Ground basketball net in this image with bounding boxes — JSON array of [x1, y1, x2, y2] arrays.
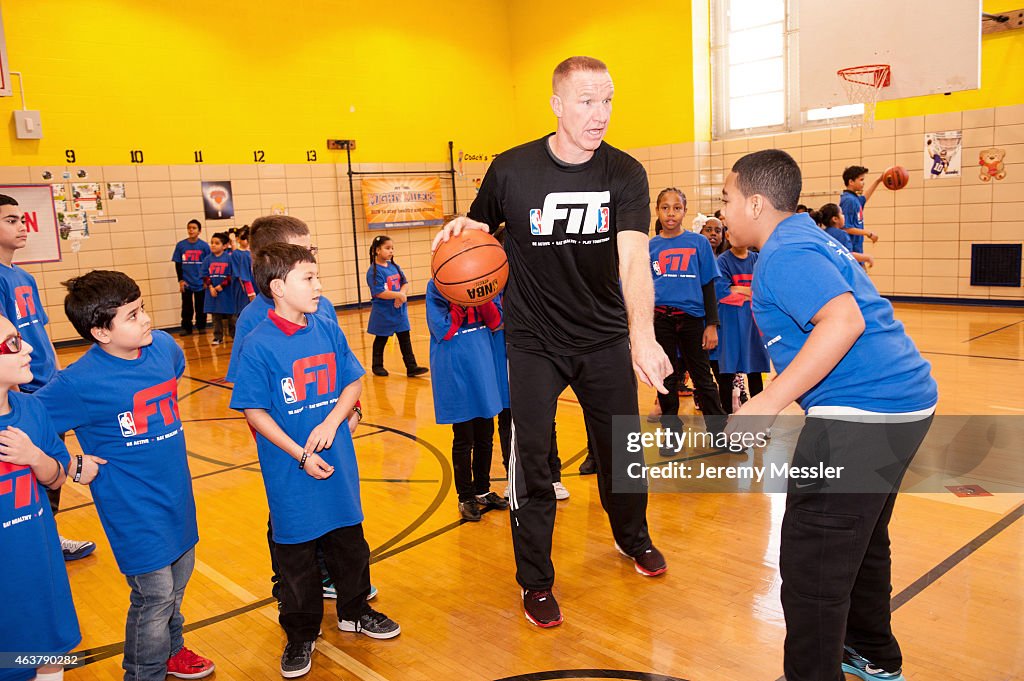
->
[[837, 64, 891, 129]]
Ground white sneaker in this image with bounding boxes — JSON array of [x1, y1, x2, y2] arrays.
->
[[552, 482, 570, 500], [60, 536, 96, 561]]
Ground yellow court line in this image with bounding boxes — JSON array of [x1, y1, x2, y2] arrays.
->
[[193, 559, 393, 681]]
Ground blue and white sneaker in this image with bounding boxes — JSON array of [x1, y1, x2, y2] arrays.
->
[[322, 579, 378, 601], [842, 646, 905, 681]]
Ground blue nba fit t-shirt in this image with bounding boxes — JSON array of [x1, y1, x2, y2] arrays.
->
[[425, 280, 503, 424], [839, 190, 867, 253], [226, 293, 336, 383], [202, 252, 234, 314], [824, 226, 853, 251], [752, 213, 937, 412], [649, 231, 721, 317], [231, 249, 254, 313], [230, 315, 366, 544], [366, 262, 411, 336], [36, 331, 199, 575], [0, 393, 81, 681], [0, 263, 56, 392], [716, 250, 771, 375], [172, 238, 211, 291]]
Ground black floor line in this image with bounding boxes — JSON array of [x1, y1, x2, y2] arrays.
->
[[770, 501, 1024, 681], [922, 349, 1024, 363], [963, 319, 1024, 343]]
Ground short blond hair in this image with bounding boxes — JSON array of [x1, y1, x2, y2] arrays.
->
[[552, 56, 608, 93]]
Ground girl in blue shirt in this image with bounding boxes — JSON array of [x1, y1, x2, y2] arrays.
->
[[365, 235, 427, 378], [425, 280, 508, 521], [814, 203, 875, 269], [648, 188, 727, 434]]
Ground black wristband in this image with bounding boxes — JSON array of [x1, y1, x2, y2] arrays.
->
[[40, 457, 62, 487], [73, 454, 83, 483], [352, 405, 363, 422], [299, 451, 309, 469]]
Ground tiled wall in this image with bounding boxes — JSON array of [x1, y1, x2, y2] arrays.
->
[[2, 104, 1021, 342], [0, 162, 484, 343], [633, 103, 1024, 302]]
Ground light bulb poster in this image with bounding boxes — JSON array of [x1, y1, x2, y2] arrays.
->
[[202, 181, 234, 220]]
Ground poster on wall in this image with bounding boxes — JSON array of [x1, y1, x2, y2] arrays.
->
[[362, 176, 444, 230], [924, 130, 962, 180], [978, 148, 1007, 181], [0, 9, 11, 97], [0, 185, 62, 264], [72, 182, 104, 212], [107, 182, 127, 200], [202, 181, 234, 220], [57, 211, 89, 241], [52, 183, 67, 212]]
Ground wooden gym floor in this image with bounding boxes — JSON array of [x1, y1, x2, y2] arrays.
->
[[52, 301, 1023, 681]]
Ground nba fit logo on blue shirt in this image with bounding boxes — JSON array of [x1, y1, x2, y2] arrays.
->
[[0, 462, 41, 515], [117, 378, 180, 439], [529, 191, 610, 238], [280, 353, 337, 409], [651, 248, 697, 278]]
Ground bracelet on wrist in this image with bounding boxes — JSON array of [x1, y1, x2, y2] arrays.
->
[[299, 451, 309, 469], [39, 457, 62, 487], [352, 405, 363, 422], [73, 454, 83, 483]]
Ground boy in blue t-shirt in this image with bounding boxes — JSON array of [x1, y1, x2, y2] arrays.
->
[[0, 194, 95, 562], [722, 150, 937, 681], [201, 231, 235, 345], [171, 219, 211, 336], [838, 165, 883, 255], [230, 244, 399, 678], [35, 271, 215, 681], [0, 313, 81, 681]]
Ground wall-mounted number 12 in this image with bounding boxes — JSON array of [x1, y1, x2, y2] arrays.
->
[[253, 150, 265, 163]]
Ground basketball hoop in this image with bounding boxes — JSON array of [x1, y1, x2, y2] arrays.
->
[[837, 64, 891, 129]]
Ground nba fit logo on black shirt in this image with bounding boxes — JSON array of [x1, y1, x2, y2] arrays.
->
[[529, 191, 611, 241]]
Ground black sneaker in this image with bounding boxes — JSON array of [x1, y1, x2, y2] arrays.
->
[[578, 457, 597, 475], [615, 542, 667, 576], [280, 640, 314, 678], [406, 366, 429, 377], [475, 491, 508, 510], [458, 500, 481, 522], [372, 367, 389, 377], [180, 329, 193, 337], [338, 608, 401, 639], [522, 589, 562, 628]]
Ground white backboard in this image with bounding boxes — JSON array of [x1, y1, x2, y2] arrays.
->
[[797, 0, 982, 110]]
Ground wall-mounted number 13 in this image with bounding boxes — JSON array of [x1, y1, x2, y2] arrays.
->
[[306, 150, 317, 162]]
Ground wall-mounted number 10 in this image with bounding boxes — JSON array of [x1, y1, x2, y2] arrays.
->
[[130, 150, 144, 164]]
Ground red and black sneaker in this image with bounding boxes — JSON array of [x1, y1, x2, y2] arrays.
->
[[522, 588, 563, 628], [616, 543, 668, 577], [167, 646, 215, 679]]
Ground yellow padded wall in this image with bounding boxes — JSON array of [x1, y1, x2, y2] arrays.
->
[[0, 0, 517, 165], [506, 0, 698, 148]]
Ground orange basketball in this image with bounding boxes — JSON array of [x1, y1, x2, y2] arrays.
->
[[431, 230, 508, 306], [882, 165, 910, 190]]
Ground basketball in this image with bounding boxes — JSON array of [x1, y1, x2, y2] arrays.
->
[[431, 230, 508, 306], [882, 165, 910, 190]]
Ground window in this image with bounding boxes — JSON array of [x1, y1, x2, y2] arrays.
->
[[712, 0, 863, 137]]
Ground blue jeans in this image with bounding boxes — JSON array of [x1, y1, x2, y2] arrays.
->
[[123, 546, 195, 681]]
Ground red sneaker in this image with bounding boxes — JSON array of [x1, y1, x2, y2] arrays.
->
[[167, 647, 215, 679]]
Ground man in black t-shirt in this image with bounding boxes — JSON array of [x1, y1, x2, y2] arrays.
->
[[432, 56, 672, 628]]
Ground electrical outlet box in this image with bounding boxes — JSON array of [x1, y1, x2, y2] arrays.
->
[[13, 110, 43, 139], [327, 139, 356, 150]]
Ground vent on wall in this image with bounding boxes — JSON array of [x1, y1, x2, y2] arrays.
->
[[971, 244, 1022, 287]]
